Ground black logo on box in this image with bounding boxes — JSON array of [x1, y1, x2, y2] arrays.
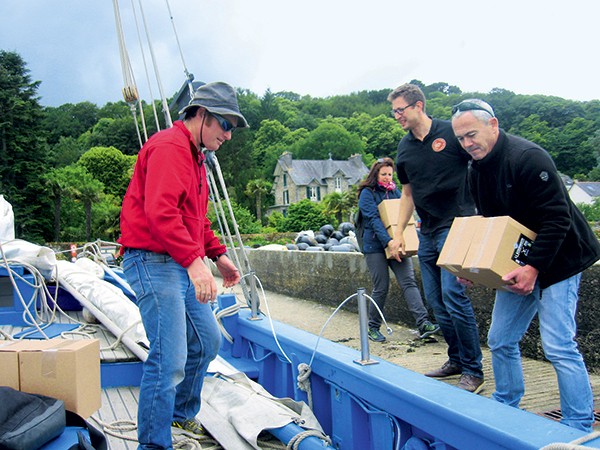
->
[[512, 234, 534, 266]]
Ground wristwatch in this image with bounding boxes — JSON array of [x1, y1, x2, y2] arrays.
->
[[213, 252, 228, 262]]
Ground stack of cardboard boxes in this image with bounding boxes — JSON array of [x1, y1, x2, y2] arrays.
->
[[0, 338, 101, 418], [377, 199, 419, 258], [437, 216, 537, 290]]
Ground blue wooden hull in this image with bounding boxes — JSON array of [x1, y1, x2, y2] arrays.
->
[[217, 295, 600, 450]]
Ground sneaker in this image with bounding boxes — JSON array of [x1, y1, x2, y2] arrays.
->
[[368, 328, 386, 342], [457, 374, 485, 394], [424, 360, 462, 378], [418, 321, 440, 339], [171, 419, 205, 436]]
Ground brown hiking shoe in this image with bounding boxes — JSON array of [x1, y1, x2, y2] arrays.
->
[[424, 360, 462, 378], [457, 374, 485, 394]]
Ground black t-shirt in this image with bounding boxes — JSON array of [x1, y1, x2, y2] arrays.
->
[[395, 118, 475, 234]]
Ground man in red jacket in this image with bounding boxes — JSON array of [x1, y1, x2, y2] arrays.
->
[[119, 82, 246, 449]]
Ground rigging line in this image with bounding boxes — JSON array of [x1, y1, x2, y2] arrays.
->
[[113, 0, 147, 146], [129, 0, 159, 133], [136, 0, 173, 128], [163, 0, 195, 98]]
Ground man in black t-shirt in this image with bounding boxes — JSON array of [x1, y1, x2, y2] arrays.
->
[[387, 84, 484, 393]]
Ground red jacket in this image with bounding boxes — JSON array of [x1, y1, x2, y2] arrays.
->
[[119, 121, 225, 268]]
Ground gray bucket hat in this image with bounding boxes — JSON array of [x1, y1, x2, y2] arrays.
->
[[178, 81, 248, 128]]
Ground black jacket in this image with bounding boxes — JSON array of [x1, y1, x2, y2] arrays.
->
[[469, 130, 600, 288]]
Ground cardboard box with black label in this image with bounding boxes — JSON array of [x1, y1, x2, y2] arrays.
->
[[437, 216, 537, 290]]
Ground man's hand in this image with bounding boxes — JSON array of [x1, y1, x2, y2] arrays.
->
[[457, 277, 474, 288], [215, 255, 240, 288], [187, 257, 217, 303], [387, 237, 406, 262], [502, 264, 538, 296]]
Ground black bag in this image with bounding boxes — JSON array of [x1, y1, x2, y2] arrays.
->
[[354, 209, 365, 252], [65, 411, 107, 450], [0, 386, 66, 450]]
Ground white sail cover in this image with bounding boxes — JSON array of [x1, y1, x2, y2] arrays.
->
[[55, 259, 149, 347]]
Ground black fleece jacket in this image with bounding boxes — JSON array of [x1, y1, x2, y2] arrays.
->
[[468, 130, 600, 289]]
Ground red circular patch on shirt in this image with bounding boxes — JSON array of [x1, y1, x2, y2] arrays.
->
[[432, 138, 446, 152]]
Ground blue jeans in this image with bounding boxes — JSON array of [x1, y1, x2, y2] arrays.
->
[[488, 273, 594, 432], [418, 227, 483, 378], [123, 249, 221, 450]]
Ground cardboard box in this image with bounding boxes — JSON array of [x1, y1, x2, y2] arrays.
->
[[11, 338, 101, 418], [462, 216, 536, 289], [436, 216, 486, 279], [0, 340, 56, 390], [385, 223, 419, 258], [378, 199, 416, 228], [437, 216, 536, 290]]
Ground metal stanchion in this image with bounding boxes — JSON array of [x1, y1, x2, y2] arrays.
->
[[354, 288, 378, 366]]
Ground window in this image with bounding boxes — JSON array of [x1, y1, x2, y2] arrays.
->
[[307, 186, 320, 201], [283, 173, 287, 188], [283, 190, 289, 205], [335, 177, 342, 192]]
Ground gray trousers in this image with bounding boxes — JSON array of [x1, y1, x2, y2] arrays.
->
[[364, 252, 429, 330]]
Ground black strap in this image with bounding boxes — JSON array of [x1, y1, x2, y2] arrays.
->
[[65, 411, 108, 450]]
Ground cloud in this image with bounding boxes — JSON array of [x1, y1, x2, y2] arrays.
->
[[1, 0, 599, 107]]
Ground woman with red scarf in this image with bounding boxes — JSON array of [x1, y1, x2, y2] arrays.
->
[[357, 158, 439, 342]]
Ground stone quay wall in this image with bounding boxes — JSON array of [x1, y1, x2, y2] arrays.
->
[[233, 248, 600, 372]]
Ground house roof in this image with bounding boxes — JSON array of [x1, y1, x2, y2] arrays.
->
[[279, 154, 368, 186], [575, 182, 600, 198]]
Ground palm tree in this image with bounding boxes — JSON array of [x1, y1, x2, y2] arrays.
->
[[245, 179, 272, 225]]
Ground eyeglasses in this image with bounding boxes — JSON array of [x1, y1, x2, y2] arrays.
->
[[451, 101, 495, 117], [211, 113, 236, 132], [391, 101, 417, 116]]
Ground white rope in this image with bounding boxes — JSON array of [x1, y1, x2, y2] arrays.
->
[[540, 431, 600, 449], [296, 363, 313, 409], [163, 0, 194, 98], [213, 300, 241, 344], [128, 0, 159, 134], [135, 0, 172, 127], [287, 429, 332, 450]]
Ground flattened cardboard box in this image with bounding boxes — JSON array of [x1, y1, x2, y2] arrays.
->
[[462, 216, 536, 290], [19, 338, 101, 418], [385, 224, 419, 258], [0, 340, 57, 390]]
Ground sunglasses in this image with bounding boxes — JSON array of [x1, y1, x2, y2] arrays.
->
[[391, 101, 417, 116], [211, 113, 236, 132], [451, 101, 495, 117]]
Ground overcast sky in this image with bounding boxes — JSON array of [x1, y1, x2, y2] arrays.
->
[[1, 0, 599, 108]]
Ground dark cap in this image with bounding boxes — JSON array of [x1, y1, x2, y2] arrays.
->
[[179, 81, 248, 128]]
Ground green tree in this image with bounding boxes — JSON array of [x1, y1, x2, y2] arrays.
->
[[50, 136, 85, 167], [0, 50, 52, 242], [283, 199, 329, 232], [83, 117, 140, 155], [321, 191, 355, 225], [208, 199, 261, 235], [289, 121, 365, 160], [245, 179, 272, 225], [42, 102, 99, 145], [70, 168, 105, 241], [43, 166, 73, 241], [77, 146, 135, 197]]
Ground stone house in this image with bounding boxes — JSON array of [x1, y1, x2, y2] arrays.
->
[[269, 152, 369, 216], [568, 181, 600, 205]]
